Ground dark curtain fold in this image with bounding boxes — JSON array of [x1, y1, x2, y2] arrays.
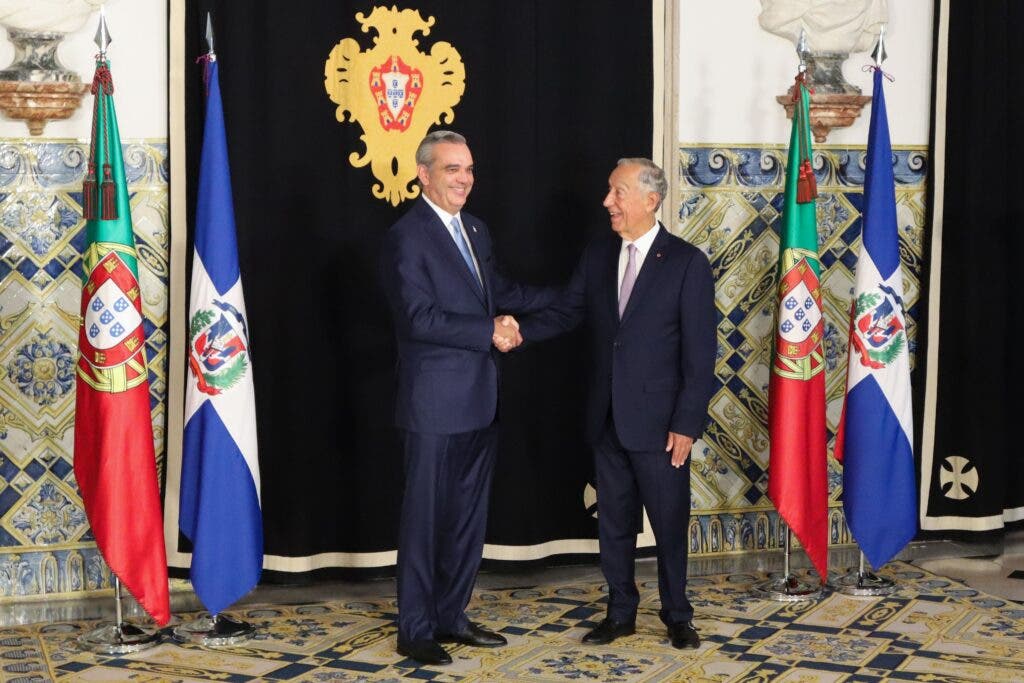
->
[[924, 0, 1024, 528], [181, 1, 653, 563]]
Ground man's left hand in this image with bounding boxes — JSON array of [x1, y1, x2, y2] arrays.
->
[[665, 432, 694, 468]]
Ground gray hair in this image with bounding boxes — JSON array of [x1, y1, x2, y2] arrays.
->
[[416, 130, 468, 167], [618, 157, 667, 210]]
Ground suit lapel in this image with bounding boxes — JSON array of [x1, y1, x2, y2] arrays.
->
[[607, 235, 622, 326], [619, 225, 671, 325], [462, 215, 492, 310], [418, 201, 487, 306]]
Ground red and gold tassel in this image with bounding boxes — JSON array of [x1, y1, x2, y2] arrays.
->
[[792, 72, 818, 205], [796, 159, 817, 204], [100, 163, 117, 220], [82, 162, 97, 220], [803, 159, 817, 199]]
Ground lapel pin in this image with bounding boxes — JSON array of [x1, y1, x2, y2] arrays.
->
[[472, 225, 478, 233], [656, 252, 662, 259]]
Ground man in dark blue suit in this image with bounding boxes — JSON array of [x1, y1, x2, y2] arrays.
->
[[379, 130, 555, 665], [520, 158, 716, 650]]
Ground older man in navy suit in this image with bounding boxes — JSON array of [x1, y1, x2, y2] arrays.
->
[[379, 130, 555, 665], [520, 158, 716, 650]]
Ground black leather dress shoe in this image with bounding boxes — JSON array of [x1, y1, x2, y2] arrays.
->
[[581, 618, 636, 645], [397, 639, 452, 665], [437, 623, 507, 647], [667, 621, 700, 649]]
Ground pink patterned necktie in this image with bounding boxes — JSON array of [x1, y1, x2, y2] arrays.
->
[[618, 243, 637, 318]]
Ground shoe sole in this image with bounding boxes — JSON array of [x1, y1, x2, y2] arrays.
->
[[398, 655, 452, 664], [437, 639, 506, 648], [396, 648, 452, 665]]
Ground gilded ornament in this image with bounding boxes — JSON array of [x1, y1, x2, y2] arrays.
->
[[324, 7, 466, 206]]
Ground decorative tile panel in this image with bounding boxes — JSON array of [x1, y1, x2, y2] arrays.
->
[[674, 145, 927, 557], [0, 139, 168, 600]]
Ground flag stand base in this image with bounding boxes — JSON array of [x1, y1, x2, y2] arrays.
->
[[78, 622, 160, 654], [173, 613, 255, 646], [78, 578, 161, 654], [750, 528, 823, 601], [750, 572, 823, 601], [829, 552, 897, 596], [829, 569, 897, 596]]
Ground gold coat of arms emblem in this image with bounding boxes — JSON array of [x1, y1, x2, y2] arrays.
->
[[324, 7, 466, 206]]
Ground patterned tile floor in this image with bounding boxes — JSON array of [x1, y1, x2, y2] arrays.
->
[[2, 552, 1023, 682]]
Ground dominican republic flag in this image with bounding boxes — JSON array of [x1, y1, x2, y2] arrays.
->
[[768, 74, 829, 580], [834, 68, 916, 569], [180, 56, 263, 615]]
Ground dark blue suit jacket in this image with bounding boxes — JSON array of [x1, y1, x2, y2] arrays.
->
[[380, 198, 555, 435], [521, 225, 717, 451]]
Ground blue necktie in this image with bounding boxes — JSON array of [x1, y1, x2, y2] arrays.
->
[[450, 216, 482, 289]]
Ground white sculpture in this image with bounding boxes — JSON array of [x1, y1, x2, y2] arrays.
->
[[0, 0, 110, 135], [759, 0, 887, 54], [0, 0, 109, 33]]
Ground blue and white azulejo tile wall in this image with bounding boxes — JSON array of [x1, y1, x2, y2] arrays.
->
[[0, 139, 169, 601], [673, 144, 928, 557]]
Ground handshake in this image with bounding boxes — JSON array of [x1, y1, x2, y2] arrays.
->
[[492, 315, 522, 352]]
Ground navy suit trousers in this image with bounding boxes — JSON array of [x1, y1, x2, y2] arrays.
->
[[595, 419, 693, 626], [396, 424, 498, 643]]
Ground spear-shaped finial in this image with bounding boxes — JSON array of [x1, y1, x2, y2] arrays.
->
[[94, 4, 112, 56], [797, 27, 809, 73], [205, 12, 216, 58], [871, 24, 888, 67]]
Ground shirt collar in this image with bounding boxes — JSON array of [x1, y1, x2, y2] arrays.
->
[[422, 193, 461, 232], [622, 221, 660, 254]]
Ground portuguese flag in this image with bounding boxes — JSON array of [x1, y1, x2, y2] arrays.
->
[[767, 74, 829, 580], [73, 57, 170, 626]]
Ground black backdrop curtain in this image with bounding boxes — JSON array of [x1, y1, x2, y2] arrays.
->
[[923, 0, 1024, 530], [180, 1, 653, 568]]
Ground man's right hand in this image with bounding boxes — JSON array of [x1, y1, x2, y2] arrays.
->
[[493, 315, 522, 352]]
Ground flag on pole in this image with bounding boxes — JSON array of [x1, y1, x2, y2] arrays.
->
[[180, 54, 263, 616], [74, 56, 170, 626], [768, 73, 829, 580], [834, 68, 916, 569]]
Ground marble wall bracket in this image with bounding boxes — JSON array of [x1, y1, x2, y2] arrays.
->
[[0, 28, 89, 136], [777, 90, 872, 143], [0, 81, 89, 135]]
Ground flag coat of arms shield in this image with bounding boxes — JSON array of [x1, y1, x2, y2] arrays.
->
[[773, 251, 825, 380], [849, 284, 906, 369], [78, 251, 146, 373], [189, 299, 250, 397]]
